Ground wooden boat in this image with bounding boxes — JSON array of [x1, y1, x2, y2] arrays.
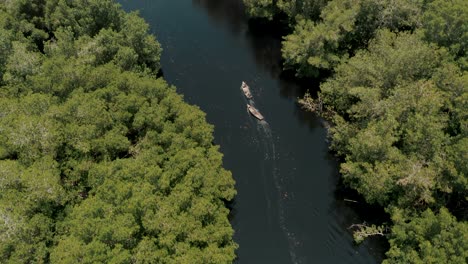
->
[[247, 104, 264, 120], [241, 81, 253, 99]]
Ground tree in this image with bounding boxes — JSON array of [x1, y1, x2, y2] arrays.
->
[[0, 0, 237, 262], [282, 0, 360, 76], [422, 0, 468, 69], [3, 41, 42, 85], [243, 0, 277, 20], [319, 30, 465, 208], [281, 0, 424, 76], [244, 0, 468, 261], [385, 208, 468, 264], [276, 0, 329, 22]]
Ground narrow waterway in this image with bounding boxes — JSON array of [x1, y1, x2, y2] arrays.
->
[[118, 0, 386, 263]]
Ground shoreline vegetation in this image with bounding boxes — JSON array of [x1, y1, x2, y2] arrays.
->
[[0, 1, 237, 263], [243, 0, 467, 263]]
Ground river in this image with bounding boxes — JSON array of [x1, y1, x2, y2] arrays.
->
[[118, 0, 385, 263]]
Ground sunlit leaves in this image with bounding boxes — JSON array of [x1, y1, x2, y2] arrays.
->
[[422, 0, 468, 68], [43, 1, 162, 74], [0, 0, 236, 262], [246, 0, 467, 261], [282, 0, 360, 76], [280, 0, 426, 76], [243, 0, 277, 20], [319, 29, 465, 212], [277, 0, 329, 21], [3, 41, 42, 85], [385, 208, 468, 264]]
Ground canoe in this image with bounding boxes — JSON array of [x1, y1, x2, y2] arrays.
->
[[247, 104, 264, 120], [241, 81, 253, 99]]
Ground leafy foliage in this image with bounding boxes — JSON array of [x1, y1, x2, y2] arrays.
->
[[243, 0, 329, 21], [245, 0, 467, 262], [320, 29, 467, 261], [243, 0, 277, 20], [281, 0, 423, 76], [385, 208, 468, 264], [319, 29, 466, 207], [0, 0, 236, 263], [422, 0, 468, 69], [349, 223, 386, 244]]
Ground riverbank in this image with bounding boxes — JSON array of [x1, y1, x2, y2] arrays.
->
[[119, 0, 390, 262], [242, 0, 468, 263]]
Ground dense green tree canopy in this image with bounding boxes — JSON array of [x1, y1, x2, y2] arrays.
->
[[243, 0, 328, 21], [0, 0, 237, 263], [245, 0, 467, 262], [422, 0, 468, 69], [281, 0, 423, 76], [384, 208, 468, 264], [321, 30, 466, 208]]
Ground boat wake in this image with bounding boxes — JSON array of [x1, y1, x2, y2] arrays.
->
[[257, 120, 304, 264], [242, 85, 304, 263]]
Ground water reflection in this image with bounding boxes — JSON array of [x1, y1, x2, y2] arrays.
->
[[192, 0, 387, 262], [192, 0, 320, 101], [192, 0, 247, 34], [119, 0, 386, 262]]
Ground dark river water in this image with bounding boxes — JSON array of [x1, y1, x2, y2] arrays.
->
[[118, 0, 385, 263]]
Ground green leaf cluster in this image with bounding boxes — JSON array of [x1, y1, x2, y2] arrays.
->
[[321, 28, 467, 263], [323, 30, 466, 207], [243, 0, 329, 21], [385, 208, 468, 264], [422, 0, 468, 69], [281, 0, 423, 76], [245, 0, 467, 262], [0, 0, 237, 263]]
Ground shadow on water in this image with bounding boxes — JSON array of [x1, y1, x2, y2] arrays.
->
[[192, 0, 247, 35], [192, 0, 319, 100], [119, 0, 389, 262], [244, 89, 304, 263], [193, 0, 389, 262]]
